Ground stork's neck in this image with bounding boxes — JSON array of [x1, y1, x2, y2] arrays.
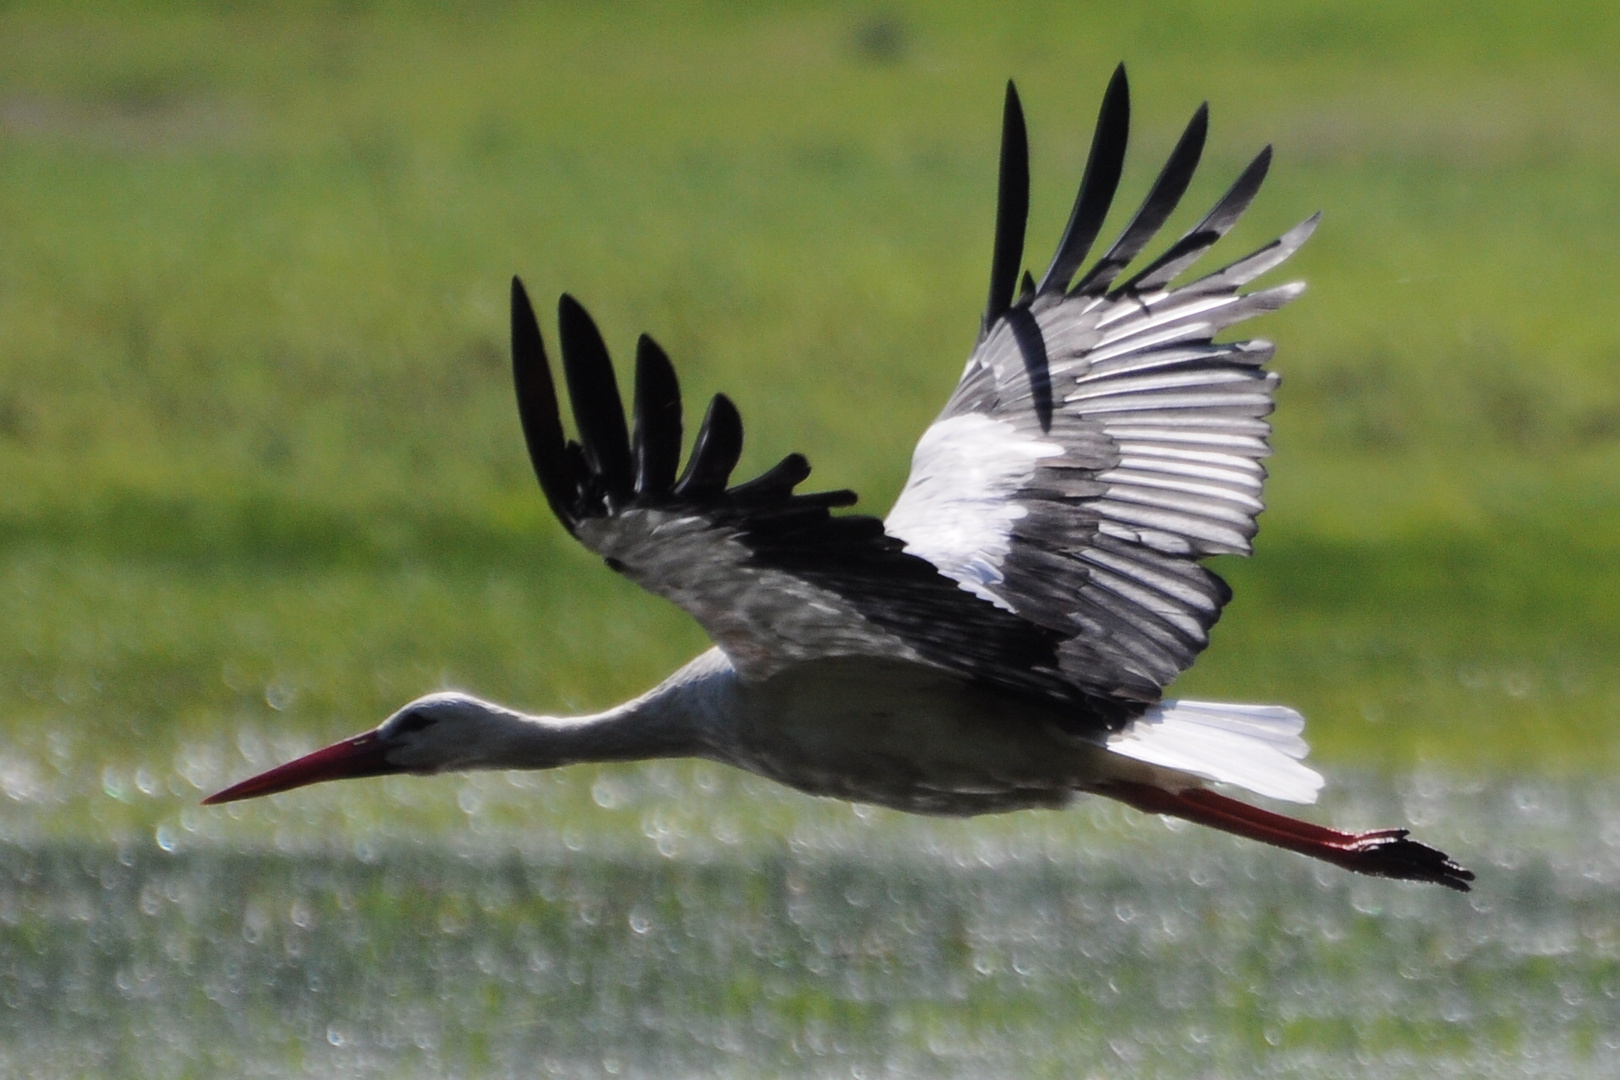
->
[[396, 649, 735, 774], [508, 686, 717, 768]]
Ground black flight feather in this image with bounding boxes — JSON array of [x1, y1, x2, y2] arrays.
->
[[509, 277, 579, 530], [1036, 63, 1130, 296], [727, 452, 812, 503], [983, 81, 1030, 336], [1070, 102, 1208, 298], [558, 293, 634, 506], [632, 334, 683, 499], [1113, 144, 1272, 297], [1005, 306, 1053, 432], [674, 393, 744, 499], [771, 488, 858, 511]]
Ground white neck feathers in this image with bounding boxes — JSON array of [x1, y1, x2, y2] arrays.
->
[[385, 650, 734, 774]]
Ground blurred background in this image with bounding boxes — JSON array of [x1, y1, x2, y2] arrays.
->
[[2, 2, 1618, 1076]]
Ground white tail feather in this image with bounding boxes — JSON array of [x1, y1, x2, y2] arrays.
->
[[1107, 699, 1324, 804]]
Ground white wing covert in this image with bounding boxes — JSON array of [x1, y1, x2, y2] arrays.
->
[[888, 66, 1316, 709]]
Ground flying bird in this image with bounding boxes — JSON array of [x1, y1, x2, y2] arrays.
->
[[207, 68, 1473, 891]]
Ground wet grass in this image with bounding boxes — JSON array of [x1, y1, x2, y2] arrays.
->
[[0, 0, 1619, 840]]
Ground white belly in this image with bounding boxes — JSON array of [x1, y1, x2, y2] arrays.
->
[[707, 656, 1134, 816]]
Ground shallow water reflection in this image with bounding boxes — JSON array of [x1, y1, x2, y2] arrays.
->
[[5, 774, 1619, 1078]]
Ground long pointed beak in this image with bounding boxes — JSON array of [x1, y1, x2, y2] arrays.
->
[[203, 730, 400, 805]]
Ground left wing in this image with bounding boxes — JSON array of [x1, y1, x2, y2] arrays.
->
[[509, 282, 1103, 719]]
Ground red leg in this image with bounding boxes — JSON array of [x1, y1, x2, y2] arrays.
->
[[1097, 782, 1474, 891]]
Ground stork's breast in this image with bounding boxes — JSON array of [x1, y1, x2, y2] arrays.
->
[[716, 657, 1111, 816]]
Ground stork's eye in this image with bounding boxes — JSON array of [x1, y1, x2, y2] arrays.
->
[[391, 710, 437, 735]]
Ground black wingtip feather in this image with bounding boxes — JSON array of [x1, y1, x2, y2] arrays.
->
[[1018, 269, 1036, 305], [633, 335, 683, 499], [791, 488, 859, 510], [558, 294, 635, 506], [1037, 63, 1130, 296], [1071, 101, 1208, 298], [510, 277, 579, 530], [983, 80, 1031, 335], [1113, 143, 1273, 297], [674, 393, 744, 499], [727, 452, 812, 503]]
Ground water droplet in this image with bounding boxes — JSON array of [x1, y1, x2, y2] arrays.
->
[[102, 767, 127, 801], [591, 776, 622, 809], [1503, 670, 1534, 698]]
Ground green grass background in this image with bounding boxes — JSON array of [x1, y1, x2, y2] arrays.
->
[[1, 0, 1618, 835]]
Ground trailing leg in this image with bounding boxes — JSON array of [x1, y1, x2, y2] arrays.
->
[[1097, 781, 1474, 891]]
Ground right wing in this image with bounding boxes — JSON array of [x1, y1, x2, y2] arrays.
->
[[888, 66, 1315, 707]]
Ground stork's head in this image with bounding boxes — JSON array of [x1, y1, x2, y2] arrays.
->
[[201, 692, 512, 805]]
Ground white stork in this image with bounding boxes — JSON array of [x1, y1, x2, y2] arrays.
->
[[207, 68, 1472, 891]]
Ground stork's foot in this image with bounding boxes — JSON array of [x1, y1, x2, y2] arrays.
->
[[1098, 782, 1475, 892], [1330, 828, 1475, 892]]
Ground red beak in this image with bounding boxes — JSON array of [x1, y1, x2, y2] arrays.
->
[[202, 730, 400, 805]]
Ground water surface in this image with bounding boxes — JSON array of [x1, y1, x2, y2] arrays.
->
[[4, 772, 1616, 1078]]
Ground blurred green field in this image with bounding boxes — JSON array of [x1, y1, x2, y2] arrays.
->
[[1, 0, 1619, 836]]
